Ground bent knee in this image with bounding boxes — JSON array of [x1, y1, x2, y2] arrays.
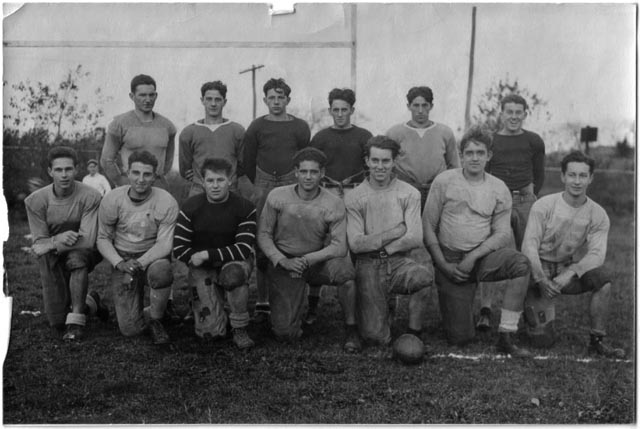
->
[[65, 250, 91, 271], [506, 253, 531, 278], [147, 259, 173, 289]]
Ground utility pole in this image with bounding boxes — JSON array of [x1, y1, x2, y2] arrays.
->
[[464, 6, 477, 130], [239, 64, 265, 120]]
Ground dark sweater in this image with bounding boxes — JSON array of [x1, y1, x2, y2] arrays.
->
[[310, 126, 372, 182], [243, 115, 310, 182]]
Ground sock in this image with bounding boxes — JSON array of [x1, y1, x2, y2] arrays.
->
[[498, 309, 521, 333], [65, 312, 87, 326], [255, 302, 270, 313], [85, 294, 97, 316], [150, 288, 172, 320]]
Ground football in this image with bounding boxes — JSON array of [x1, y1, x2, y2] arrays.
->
[[393, 334, 425, 365]]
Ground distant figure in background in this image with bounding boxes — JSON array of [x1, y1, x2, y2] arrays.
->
[[82, 159, 111, 196], [476, 94, 546, 331], [386, 86, 459, 212], [100, 74, 176, 190], [179, 80, 249, 198], [173, 158, 257, 349], [243, 78, 311, 324], [24, 146, 108, 341], [97, 150, 179, 345], [521, 151, 625, 359], [307, 87, 372, 325]]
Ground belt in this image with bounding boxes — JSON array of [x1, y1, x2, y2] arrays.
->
[[323, 182, 359, 189], [511, 184, 533, 196], [358, 249, 390, 259]]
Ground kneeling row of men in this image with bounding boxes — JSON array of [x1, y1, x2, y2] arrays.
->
[[25, 129, 624, 359]]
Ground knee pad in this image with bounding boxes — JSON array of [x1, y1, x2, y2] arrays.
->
[[147, 260, 173, 289], [218, 263, 248, 291], [507, 253, 531, 278], [65, 250, 90, 271]]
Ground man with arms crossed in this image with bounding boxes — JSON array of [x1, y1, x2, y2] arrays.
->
[[477, 94, 546, 330], [521, 151, 624, 358], [423, 127, 532, 358], [306, 87, 372, 324], [345, 136, 432, 346], [97, 150, 179, 345], [25, 146, 108, 341], [258, 148, 360, 351], [179, 81, 247, 197], [386, 86, 459, 211], [100, 74, 177, 190], [173, 158, 257, 349], [243, 78, 311, 323]]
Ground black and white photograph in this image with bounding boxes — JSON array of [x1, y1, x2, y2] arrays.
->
[[2, 2, 636, 424]]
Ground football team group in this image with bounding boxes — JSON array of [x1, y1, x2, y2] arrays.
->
[[23, 74, 626, 360]]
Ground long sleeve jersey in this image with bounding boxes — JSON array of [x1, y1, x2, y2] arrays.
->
[[97, 186, 178, 268], [173, 192, 256, 267], [100, 111, 177, 183], [257, 185, 347, 267], [345, 177, 423, 255], [486, 130, 546, 195], [310, 125, 372, 182], [386, 122, 459, 186], [178, 119, 246, 183], [423, 169, 512, 253], [242, 115, 310, 182], [24, 182, 102, 253], [521, 193, 609, 282]]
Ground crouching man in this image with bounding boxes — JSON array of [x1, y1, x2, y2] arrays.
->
[[345, 136, 433, 346], [521, 151, 625, 358], [173, 158, 257, 349], [423, 127, 532, 357], [258, 148, 360, 351], [25, 146, 108, 341], [97, 150, 178, 345]]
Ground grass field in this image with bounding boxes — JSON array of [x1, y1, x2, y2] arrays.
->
[[2, 175, 636, 424]]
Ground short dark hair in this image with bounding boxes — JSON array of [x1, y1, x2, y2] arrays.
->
[[293, 147, 327, 169], [328, 88, 356, 107], [47, 146, 78, 167], [459, 126, 492, 153], [365, 135, 401, 159], [263, 78, 291, 97], [87, 159, 98, 167], [406, 86, 433, 104], [500, 94, 528, 111], [128, 150, 158, 172], [200, 81, 228, 98], [561, 151, 596, 174], [201, 158, 233, 178], [130, 74, 156, 93]]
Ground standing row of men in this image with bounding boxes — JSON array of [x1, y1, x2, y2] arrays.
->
[[24, 73, 623, 358]]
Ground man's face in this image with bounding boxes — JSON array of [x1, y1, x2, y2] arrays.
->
[[203, 169, 231, 202], [48, 157, 76, 192], [500, 102, 527, 134], [366, 147, 395, 186], [127, 161, 156, 196], [201, 89, 227, 118], [263, 88, 290, 116], [87, 163, 98, 176], [407, 96, 433, 126], [295, 160, 324, 193], [329, 99, 354, 129], [561, 162, 593, 199], [129, 84, 157, 114], [461, 141, 491, 176]]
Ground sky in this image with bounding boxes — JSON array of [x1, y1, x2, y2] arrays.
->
[[2, 3, 637, 146]]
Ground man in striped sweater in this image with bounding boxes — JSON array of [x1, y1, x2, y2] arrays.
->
[[173, 158, 257, 349]]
